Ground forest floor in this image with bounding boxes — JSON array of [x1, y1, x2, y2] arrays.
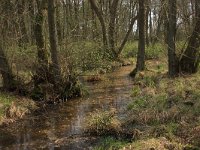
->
[[85, 59, 200, 150]]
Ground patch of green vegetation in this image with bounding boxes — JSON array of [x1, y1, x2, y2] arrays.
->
[[125, 137, 184, 150], [124, 60, 200, 148], [0, 92, 38, 125], [94, 137, 128, 150], [61, 41, 115, 73], [143, 76, 157, 87], [146, 43, 166, 59], [0, 92, 15, 118], [122, 42, 138, 58], [84, 109, 121, 136], [130, 85, 141, 97], [122, 42, 166, 59], [127, 97, 148, 111]]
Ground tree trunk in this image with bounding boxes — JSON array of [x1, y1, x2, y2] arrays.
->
[[56, 1, 62, 44], [28, 0, 35, 44], [145, 1, 150, 46], [89, 0, 108, 51], [137, 0, 146, 71], [34, 0, 49, 85], [117, 15, 138, 56], [17, 0, 29, 46], [48, 0, 61, 82], [0, 45, 15, 90], [167, 0, 178, 77], [179, 0, 200, 73], [130, 0, 146, 77], [108, 0, 120, 57]]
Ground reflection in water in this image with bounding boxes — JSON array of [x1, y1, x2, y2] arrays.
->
[[0, 66, 134, 150]]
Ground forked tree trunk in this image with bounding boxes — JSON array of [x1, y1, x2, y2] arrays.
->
[[89, 0, 137, 59], [179, 0, 200, 73], [89, 0, 108, 50]]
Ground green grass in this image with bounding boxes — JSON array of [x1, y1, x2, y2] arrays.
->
[[94, 137, 128, 150], [124, 60, 200, 148], [122, 41, 166, 59]]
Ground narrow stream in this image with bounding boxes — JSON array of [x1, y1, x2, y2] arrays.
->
[[0, 66, 134, 150]]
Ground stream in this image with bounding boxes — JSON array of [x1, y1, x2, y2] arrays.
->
[[0, 66, 134, 150]]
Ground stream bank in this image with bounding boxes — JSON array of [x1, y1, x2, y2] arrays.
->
[[0, 66, 134, 149]]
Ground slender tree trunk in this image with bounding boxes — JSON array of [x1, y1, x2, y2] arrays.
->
[[117, 15, 138, 56], [130, 0, 146, 77], [89, 0, 108, 50], [149, 9, 153, 43], [145, 1, 150, 46]]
